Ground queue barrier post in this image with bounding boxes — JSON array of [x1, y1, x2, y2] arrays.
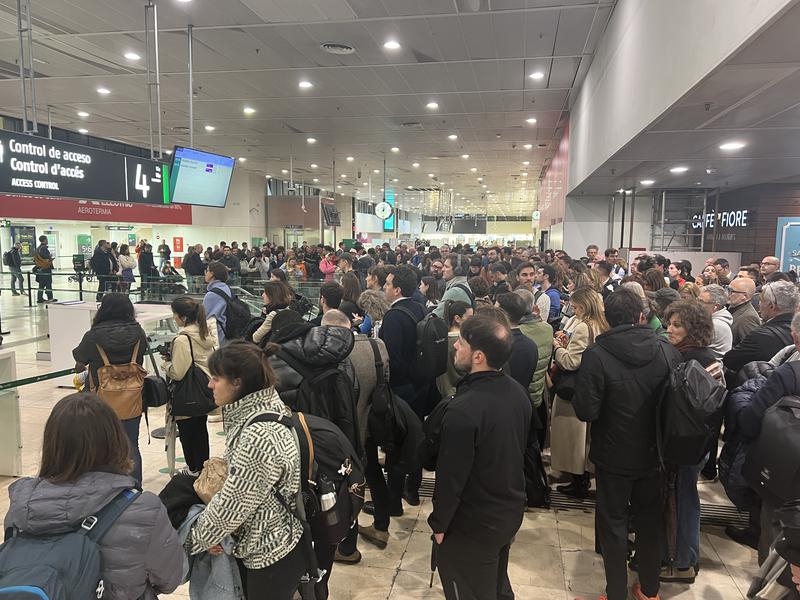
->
[[26, 271, 32, 308]]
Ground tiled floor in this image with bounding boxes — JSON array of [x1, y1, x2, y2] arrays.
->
[[0, 293, 763, 599]]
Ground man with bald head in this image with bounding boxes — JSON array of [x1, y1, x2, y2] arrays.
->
[[760, 256, 780, 280], [728, 277, 761, 345]]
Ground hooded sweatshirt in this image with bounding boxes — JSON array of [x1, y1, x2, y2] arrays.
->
[[710, 308, 734, 362], [432, 275, 471, 318], [573, 324, 679, 476], [4, 472, 183, 600]]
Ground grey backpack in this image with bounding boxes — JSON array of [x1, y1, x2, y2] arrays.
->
[[0, 488, 139, 600]]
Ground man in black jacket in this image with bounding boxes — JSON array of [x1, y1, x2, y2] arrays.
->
[[573, 287, 678, 600], [183, 245, 206, 293], [429, 315, 531, 600], [90, 240, 115, 301], [723, 280, 798, 374], [34, 235, 55, 304]]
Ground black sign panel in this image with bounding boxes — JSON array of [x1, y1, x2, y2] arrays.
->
[[0, 130, 167, 205]]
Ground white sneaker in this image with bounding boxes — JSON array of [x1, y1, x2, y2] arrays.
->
[[174, 467, 200, 477]]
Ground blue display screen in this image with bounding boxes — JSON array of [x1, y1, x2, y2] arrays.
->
[[383, 190, 395, 232], [169, 147, 236, 208]]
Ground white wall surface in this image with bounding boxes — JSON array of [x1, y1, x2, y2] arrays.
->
[[568, 0, 795, 192], [192, 170, 267, 244]]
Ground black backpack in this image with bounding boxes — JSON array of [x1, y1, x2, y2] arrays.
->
[[0, 489, 139, 600], [276, 349, 361, 455], [744, 390, 800, 505], [657, 353, 727, 466], [366, 339, 399, 453], [210, 288, 252, 340], [392, 307, 449, 383], [249, 412, 365, 546], [1, 252, 9, 267]]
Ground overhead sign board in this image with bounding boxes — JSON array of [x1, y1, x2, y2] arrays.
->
[[0, 129, 168, 205]]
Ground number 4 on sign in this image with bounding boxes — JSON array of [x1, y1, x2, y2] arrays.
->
[[135, 163, 150, 198]]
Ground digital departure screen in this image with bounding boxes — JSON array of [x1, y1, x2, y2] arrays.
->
[[169, 147, 235, 208], [0, 129, 168, 204]]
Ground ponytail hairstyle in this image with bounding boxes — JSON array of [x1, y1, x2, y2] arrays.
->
[[208, 341, 280, 400], [171, 296, 209, 340], [443, 299, 471, 330]]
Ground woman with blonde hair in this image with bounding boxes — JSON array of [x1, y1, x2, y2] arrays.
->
[[549, 287, 609, 498], [357, 288, 390, 337], [679, 281, 701, 300]]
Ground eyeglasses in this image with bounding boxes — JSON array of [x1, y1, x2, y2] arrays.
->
[[761, 262, 779, 266]]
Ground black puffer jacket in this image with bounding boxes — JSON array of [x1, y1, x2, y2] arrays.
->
[[72, 319, 148, 395], [573, 324, 680, 476], [270, 324, 361, 452]]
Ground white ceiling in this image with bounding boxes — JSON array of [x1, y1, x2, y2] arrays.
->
[[572, 0, 800, 197], [0, 0, 616, 215]]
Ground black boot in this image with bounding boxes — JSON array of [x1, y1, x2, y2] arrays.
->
[[556, 473, 590, 499]]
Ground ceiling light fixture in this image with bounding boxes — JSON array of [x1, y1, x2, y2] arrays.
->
[[281, 169, 289, 174], [78, 128, 88, 134], [523, 143, 533, 150], [426, 102, 439, 110], [346, 156, 354, 162], [526, 117, 537, 124], [306, 137, 316, 144], [719, 141, 746, 151], [448, 134, 458, 140], [96, 87, 111, 95], [243, 106, 256, 115], [412, 162, 420, 168], [428, 173, 435, 177], [461, 154, 469, 159], [529, 71, 545, 80], [77, 111, 90, 117], [265, 175, 272, 179], [477, 177, 483, 182], [383, 40, 401, 50], [310, 163, 318, 169], [238, 157, 246, 162], [392, 178, 399, 182], [670, 166, 689, 174], [521, 172, 528, 177], [640, 179, 655, 186], [124, 52, 141, 61], [373, 169, 380, 174], [390, 147, 399, 153], [298, 80, 313, 90], [340, 174, 347, 178], [470, 167, 477, 172], [522, 161, 530, 166], [204, 124, 215, 131]]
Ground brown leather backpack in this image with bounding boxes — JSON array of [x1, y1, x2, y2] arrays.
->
[[90, 340, 146, 420]]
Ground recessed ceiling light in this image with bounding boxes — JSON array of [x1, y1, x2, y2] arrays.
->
[[411, 162, 420, 168], [428, 173, 435, 177], [165, 150, 173, 155], [78, 128, 88, 134], [696, 182, 703, 185], [124, 52, 141, 61], [310, 163, 318, 169], [447, 134, 458, 140], [521, 172, 528, 177], [373, 169, 380, 174], [670, 166, 689, 174], [204, 124, 215, 131], [266, 175, 272, 179], [461, 154, 469, 159], [526, 117, 537, 124], [77, 111, 90, 118], [340, 174, 347, 178], [298, 80, 313, 89], [383, 40, 401, 50], [407, 185, 413, 190], [392, 178, 399, 182], [362, 182, 368, 186], [523, 143, 533, 150], [482, 184, 487, 188], [243, 106, 256, 115], [426, 102, 439, 110], [337, 185, 342, 189], [346, 156, 354, 162], [719, 141, 745, 151], [391, 147, 399, 153], [238, 157, 246, 162], [176, 0, 192, 3], [529, 71, 545, 80], [470, 167, 477, 172], [281, 169, 289, 174], [307, 137, 316, 144], [477, 177, 483, 182], [97, 87, 111, 95], [640, 179, 655, 186]]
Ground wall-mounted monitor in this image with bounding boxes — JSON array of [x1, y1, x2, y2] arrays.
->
[[169, 146, 235, 208], [321, 201, 341, 226], [453, 216, 487, 234]]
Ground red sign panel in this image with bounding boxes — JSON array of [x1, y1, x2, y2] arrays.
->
[[0, 194, 192, 225], [173, 237, 184, 253]]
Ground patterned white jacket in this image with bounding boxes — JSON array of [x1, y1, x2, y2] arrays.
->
[[189, 388, 303, 569]]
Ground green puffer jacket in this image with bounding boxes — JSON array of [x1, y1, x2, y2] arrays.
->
[[519, 314, 553, 407]]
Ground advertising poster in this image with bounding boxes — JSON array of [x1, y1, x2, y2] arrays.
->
[[776, 217, 800, 273], [10, 225, 35, 260], [173, 237, 184, 253]]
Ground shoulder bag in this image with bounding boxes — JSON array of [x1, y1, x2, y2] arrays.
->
[[169, 334, 217, 417]]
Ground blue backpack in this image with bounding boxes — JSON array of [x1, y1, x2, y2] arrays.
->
[[0, 488, 139, 600]]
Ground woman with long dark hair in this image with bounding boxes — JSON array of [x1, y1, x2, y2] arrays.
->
[[188, 342, 304, 600], [252, 281, 297, 345], [73, 293, 148, 483], [161, 296, 216, 475], [420, 275, 442, 309], [3, 393, 183, 598], [436, 299, 473, 397]]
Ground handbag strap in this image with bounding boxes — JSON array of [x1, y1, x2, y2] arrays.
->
[[297, 412, 315, 483], [368, 338, 386, 385], [95, 339, 140, 367], [181, 333, 196, 363]]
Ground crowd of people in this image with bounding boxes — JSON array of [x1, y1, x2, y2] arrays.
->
[[4, 238, 800, 600]]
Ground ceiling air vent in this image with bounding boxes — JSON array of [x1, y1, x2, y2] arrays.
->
[[401, 122, 423, 129], [321, 42, 355, 55]]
